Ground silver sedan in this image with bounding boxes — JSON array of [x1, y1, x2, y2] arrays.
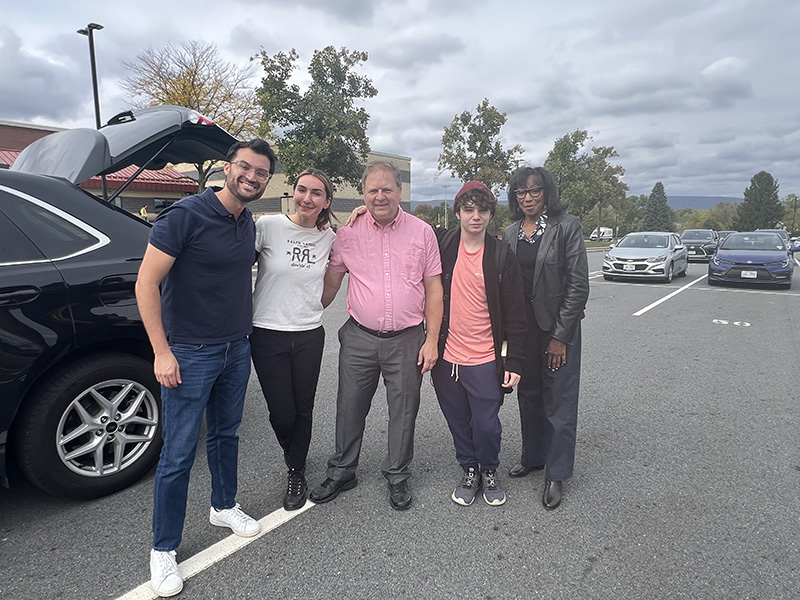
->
[[603, 232, 689, 282]]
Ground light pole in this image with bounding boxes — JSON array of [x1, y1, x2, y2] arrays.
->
[[77, 23, 104, 129], [77, 23, 108, 200]]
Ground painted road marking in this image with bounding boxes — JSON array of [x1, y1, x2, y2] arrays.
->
[[633, 275, 708, 316], [116, 501, 316, 600]]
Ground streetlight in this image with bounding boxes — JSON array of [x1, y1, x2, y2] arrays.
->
[[76, 23, 104, 129], [77, 23, 107, 200]]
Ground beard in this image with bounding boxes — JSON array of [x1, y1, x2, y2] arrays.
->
[[226, 173, 264, 204]]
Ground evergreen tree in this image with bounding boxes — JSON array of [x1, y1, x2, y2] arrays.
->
[[641, 182, 674, 231], [732, 171, 783, 231]]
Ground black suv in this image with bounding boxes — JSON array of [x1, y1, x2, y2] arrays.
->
[[1, 106, 236, 499]]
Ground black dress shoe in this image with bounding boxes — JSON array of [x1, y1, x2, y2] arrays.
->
[[309, 476, 357, 504], [543, 479, 563, 510], [508, 463, 545, 478], [283, 469, 307, 511], [388, 480, 412, 511]]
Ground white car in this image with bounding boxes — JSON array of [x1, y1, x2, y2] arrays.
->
[[603, 232, 689, 283]]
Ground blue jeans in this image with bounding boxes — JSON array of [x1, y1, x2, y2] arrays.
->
[[152, 338, 251, 551]]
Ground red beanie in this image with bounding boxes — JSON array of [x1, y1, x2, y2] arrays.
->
[[454, 180, 494, 208]]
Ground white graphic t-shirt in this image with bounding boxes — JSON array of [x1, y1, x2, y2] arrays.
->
[[252, 214, 336, 331]]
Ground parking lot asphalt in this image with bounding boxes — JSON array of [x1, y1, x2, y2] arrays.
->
[[1, 253, 799, 600]]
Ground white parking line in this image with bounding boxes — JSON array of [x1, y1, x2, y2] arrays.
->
[[116, 501, 316, 600], [633, 275, 708, 317]]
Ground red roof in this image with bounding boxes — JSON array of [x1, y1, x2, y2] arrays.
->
[[0, 148, 198, 194]]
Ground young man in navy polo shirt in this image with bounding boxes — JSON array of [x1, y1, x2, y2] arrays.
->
[[136, 139, 276, 597]]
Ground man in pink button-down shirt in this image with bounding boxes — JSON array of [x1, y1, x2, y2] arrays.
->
[[310, 161, 443, 511]]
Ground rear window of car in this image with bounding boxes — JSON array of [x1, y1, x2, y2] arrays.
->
[[0, 189, 103, 259], [0, 209, 47, 264], [681, 230, 714, 240]]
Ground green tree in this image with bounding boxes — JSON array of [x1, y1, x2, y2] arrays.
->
[[782, 193, 798, 235], [120, 41, 262, 188], [732, 171, 782, 231], [543, 130, 627, 220], [708, 202, 738, 231], [487, 204, 511, 236], [641, 182, 674, 231], [255, 46, 377, 191], [438, 99, 523, 197], [617, 194, 647, 236], [544, 130, 590, 216]]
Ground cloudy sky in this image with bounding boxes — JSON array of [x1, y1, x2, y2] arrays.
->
[[2, 0, 799, 204]]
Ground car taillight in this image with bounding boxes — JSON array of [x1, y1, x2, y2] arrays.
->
[[188, 111, 215, 125]]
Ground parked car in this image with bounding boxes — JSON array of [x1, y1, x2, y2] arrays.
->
[[756, 228, 790, 249], [680, 229, 718, 261], [707, 232, 798, 288], [590, 227, 613, 241], [603, 232, 688, 282], [2, 105, 237, 498]]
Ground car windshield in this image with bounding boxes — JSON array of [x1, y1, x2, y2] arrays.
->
[[721, 234, 785, 250], [681, 230, 714, 241], [617, 234, 668, 248]]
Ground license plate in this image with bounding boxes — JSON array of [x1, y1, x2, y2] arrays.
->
[[689, 250, 698, 254], [623, 264, 636, 271], [741, 270, 757, 279]]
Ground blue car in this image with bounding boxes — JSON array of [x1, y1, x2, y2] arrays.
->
[[708, 232, 799, 288]]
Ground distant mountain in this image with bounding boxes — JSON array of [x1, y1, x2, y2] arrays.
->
[[667, 196, 740, 210]]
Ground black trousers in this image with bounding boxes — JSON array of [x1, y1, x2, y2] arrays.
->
[[250, 326, 325, 471], [517, 303, 581, 481]]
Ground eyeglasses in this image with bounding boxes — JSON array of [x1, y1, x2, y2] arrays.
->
[[229, 160, 271, 182], [515, 187, 544, 200]]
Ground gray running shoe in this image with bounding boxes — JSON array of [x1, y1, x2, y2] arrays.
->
[[481, 469, 507, 506], [452, 466, 482, 506]]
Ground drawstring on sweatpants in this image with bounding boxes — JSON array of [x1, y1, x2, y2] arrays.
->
[[450, 362, 460, 382]]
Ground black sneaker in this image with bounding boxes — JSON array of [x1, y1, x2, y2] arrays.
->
[[283, 469, 307, 511], [481, 469, 506, 506], [452, 466, 482, 506]]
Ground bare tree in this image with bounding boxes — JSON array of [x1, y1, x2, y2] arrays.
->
[[120, 41, 263, 188]]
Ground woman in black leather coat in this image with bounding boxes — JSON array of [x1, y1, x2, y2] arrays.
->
[[503, 166, 589, 510]]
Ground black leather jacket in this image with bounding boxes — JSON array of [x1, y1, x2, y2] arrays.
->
[[504, 212, 589, 344]]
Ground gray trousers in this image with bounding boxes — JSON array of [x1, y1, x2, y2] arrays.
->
[[326, 318, 424, 485], [517, 303, 581, 481]]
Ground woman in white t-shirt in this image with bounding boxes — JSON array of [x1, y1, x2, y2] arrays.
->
[[251, 168, 337, 510]]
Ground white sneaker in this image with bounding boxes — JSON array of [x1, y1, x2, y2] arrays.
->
[[150, 549, 183, 597], [209, 503, 261, 537]]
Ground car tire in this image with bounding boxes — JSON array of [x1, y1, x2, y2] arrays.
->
[[12, 353, 162, 499], [663, 262, 673, 283], [603, 274, 614, 281], [678, 262, 688, 277], [708, 277, 719, 286]]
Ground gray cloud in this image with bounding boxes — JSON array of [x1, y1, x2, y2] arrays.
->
[[0, 27, 85, 122], [370, 33, 465, 70]]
